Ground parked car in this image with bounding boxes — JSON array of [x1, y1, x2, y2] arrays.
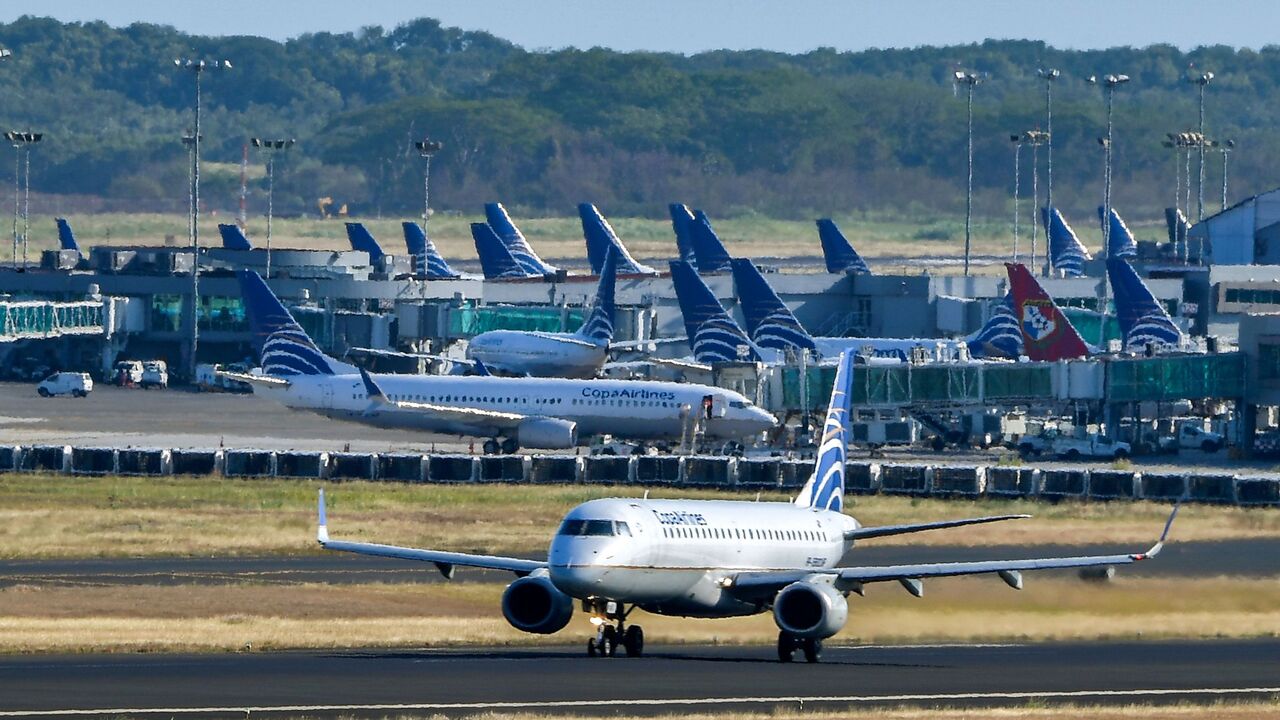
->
[[37, 372, 92, 398], [1053, 433, 1131, 460], [140, 360, 169, 389]]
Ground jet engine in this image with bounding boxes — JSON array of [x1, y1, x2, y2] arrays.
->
[[501, 574, 575, 634], [515, 417, 578, 449], [772, 580, 848, 639]]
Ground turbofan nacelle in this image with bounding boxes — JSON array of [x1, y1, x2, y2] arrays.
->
[[501, 573, 575, 634], [772, 579, 848, 639], [516, 417, 578, 449]]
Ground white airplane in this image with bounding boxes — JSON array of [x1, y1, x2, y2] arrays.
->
[[230, 270, 775, 454], [317, 350, 1178, 661]]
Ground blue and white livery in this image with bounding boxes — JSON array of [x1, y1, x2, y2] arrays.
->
[[472, 222, 539, 280], [669, 203, 699, 268], [344, 222, 386, 264], [1107, 257, 1184, 352], [670, 260, 763, 364], [1099, 207, 1138, 259], [689, 210, 734, 274], [794, 352, 854, 512], [485, 202, 559, 276], [402, 222, 460, 279], [579, 203, 658, 276], [1042, 207, 1092, 277], [816, 219, 870, 275], [965, 293, 1023, 359], [239, 270, 356, 377]]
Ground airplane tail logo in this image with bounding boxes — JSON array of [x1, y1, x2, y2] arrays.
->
[[1107, 257, 1183, 352], [1042, 207, 1091, 277], [795, 351, 854, 512], [690, 210, 733, 273], [730, 258, 817, 354], [1098, 207, 1138, 259], [1005, 262, 1089, 361], [816, 219, 870, 274], [236, 270, 352, 377], [218, 223, 252, 251], [471, 223, 533, 279], [578, 203, 656, 276], [966, 292, 1023, 359], [484, 203, 559, 275], [577, 246, 618, 343], [401, 222, 459, 279], [345, 223, 385, 264], [669, 260, 761, 363], [669, 204, 698, 268], [55, 218, 81, 253]]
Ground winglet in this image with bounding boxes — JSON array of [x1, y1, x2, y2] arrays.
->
[[317, 488, 329, 544], [1133, 503, 1180, 560], [359, 367, 386, 401]]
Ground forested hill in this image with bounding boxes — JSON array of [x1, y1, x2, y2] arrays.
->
[[0, 14, 1277, 222]]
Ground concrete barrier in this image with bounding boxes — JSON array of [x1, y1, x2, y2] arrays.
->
[[328, 453, 377, 481], [480, 456, 526, 483], [1234, 477, 1280, 506], [0, 445, 20, 472], [377, 454, 426, 483], [428, 455, 478, 483], [275, 451, 327, 479], [1087, 470, 1137, 500], [1139, 473, 1187, 502], [171, 449, 220, 476], [683, 457, 732, 487], [583, 456, 630, 484], [1040, 469, 1086, 499], [71, 447, 117, 475], [845, 462, 878, 494], [117, 448, 169, 475], [737, 459, 781, 488], [985, 466, 1037, 497], [931, 465, 983, 496], [23, 445, 70, 473], [779, 460, 815, 489], [635, 456, 681, 485], [1187, 474, 1235, 504], [880, 464, 930, 495], [224, 449, 276, 478], [529, 455, 581, 484]]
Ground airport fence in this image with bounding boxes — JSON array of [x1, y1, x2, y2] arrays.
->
[[0, 444, 1275, 507]]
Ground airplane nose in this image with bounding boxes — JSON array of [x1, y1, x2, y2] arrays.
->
[[753, 407, 778, 428]]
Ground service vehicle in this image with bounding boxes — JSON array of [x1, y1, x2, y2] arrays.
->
[[36, 372, 92, 398], [113, 360, 143, 387], [1052, 433, 1130, 460], [140, 360, 169, 389]]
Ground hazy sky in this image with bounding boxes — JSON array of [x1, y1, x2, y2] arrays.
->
[[1, 0, 1276, 53]]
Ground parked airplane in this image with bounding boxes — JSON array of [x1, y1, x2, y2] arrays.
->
[[467, 247, 618, 378], [816, 219, 870, 275], [579, 203, 658, 276], [1107, 257, 1185, 352], [688, 210, 733, 274], [344, 222, 387, 264], [1042, 207, 1091, 277], [54, 218, 82, 255], [400, 222, 461, 279], [1005, 262, 1091, 361], [471, 222, 543, 280], [316, 350, 1177, 662], [217, 223, 253, 251], [230, 270, 774, 453], [1098, 207, 1138, 258], [669, 203, 698, 268], [485, 203, 560, 276]]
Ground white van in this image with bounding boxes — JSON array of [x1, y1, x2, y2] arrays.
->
[[141, 360, 169, 389], [37, 372, 93, 398]]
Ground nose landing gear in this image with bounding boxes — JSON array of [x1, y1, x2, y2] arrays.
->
[[585, 601, 643, 658], [777, 631, 822, 663]]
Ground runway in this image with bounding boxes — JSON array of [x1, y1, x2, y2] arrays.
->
[[0, 640, 1275, 716], [1, 537, 1272, 588]]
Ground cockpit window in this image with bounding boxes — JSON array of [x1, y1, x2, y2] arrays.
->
[[729, 401, 746, 409], [558, 519, 628, 537]]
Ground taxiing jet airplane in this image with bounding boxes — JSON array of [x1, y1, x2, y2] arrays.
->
[[316, 349, 1177, 662], [229, 270, 774, 453], [816, 219, 870, 275], [579, 203, 658, 276]]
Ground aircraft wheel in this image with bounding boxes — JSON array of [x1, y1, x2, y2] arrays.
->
[[776, 631, 796, 663], [600, 625, 618, 656], [482, 439, 500, 455], [622, 625, 644, 657], [802, 638, 823, 663], [501, 438, 519, 455], [37, 388, 50, 398], [587, 638, 598, 657]]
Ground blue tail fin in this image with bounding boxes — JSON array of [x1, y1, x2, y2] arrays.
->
[[345, 223, 385, 263], [1107, 258, 1183, 352], [401, 222, 459, 279], [576, 246, 618, 343], [1098, 206, 1138, 259], [1041, 207, 1092, 277], [235, 270, 353, 377], [669, 260, 761, 363], [795, 351, 853, 511], [218, 223, 253, 251], [730, 258, 817, 355], [55, 218, 81, 253], [669, 204, 698, 268], [484, 203, 558, 275], [471, 222, 534, 279], [690, 210, 733, 273], [966, 292, 1023, 359], [816, 219, 870, 274], [578, 203, 657, 276]]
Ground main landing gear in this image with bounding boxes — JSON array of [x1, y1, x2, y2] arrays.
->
[[777, 631, 822, 663], [585, 601, 643, 658], [482, 438, 520, 455]]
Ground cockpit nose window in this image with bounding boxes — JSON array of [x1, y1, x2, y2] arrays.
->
[[729, 400, 753, 409], [558, 519, 631, 537]]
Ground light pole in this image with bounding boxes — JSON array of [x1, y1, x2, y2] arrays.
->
[[1010, 134, 1022, 262], [414, 137, 443, 279], [954, 71, 980, 277], [1010, 130, 1048, 265], [1037, 68, 1060, 213], [1189, 71, 1214, 221], [250, 137, 294, 279], [4, 131, 40, 269], [1088, 73, 1129, 347], [174, 58, 231, 378], [1219, 138, 1235, 210]]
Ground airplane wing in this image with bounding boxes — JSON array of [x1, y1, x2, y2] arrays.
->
[[727, 506, 1178, 600], [316, 489, 544, 578], [215, 370, 290, 387], [846, 514, 1030, 541], [359, 368, 526, 428]]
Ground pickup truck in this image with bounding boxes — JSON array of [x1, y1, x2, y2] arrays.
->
[[1053, 434, 1131, 460], [1170, 423, 1224, 453]]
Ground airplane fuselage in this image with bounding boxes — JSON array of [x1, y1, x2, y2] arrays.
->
[[467, 330, 608, 378], [548, 498, 857, 617]]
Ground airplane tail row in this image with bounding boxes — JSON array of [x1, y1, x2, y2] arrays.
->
[[669, 260, 761, 363], [730, 258, 817, 354]]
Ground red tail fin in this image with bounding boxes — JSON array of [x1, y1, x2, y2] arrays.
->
[[1005, 263, 1090, 361]]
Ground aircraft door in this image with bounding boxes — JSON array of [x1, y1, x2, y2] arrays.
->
[[702, 394, 727, 419], [320, 381, 335, 409]]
